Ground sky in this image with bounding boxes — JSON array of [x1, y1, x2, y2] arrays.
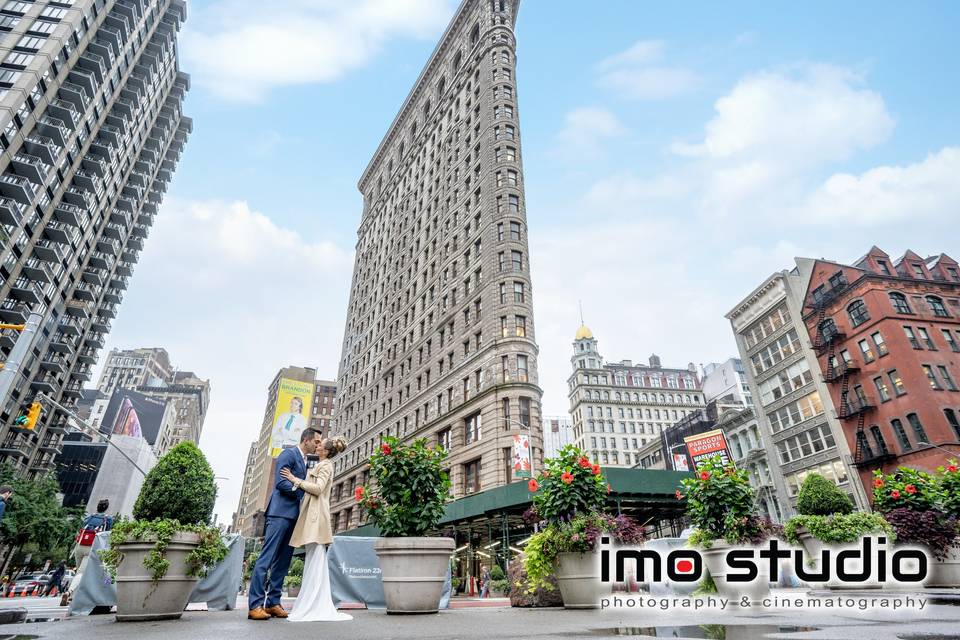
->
[[96, 0, 960, 524]]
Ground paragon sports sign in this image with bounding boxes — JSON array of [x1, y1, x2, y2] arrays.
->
[[683, 429, 732, 469]]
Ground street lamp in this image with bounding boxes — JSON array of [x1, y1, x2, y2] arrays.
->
[[918, 441, 958, 460]]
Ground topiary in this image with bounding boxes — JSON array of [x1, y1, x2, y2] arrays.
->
[[490, 564, 505, 581], [133, 442, 217, 525], [796, 473, 854, 516]]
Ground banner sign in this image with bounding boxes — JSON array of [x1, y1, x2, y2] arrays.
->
[[269, 378, 315, 457], [672, 453, 690, 472], [683, 429, 732, 470], [512, 434, 532, 479]]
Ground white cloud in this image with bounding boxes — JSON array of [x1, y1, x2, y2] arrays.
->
[[596, 39, 698, 100], [100, 199, 354, 522], [182, 0, 454, 101], [555, 107, 627, 158]]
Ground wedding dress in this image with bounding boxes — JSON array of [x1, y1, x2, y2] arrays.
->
[[287, 543, 353, 622]]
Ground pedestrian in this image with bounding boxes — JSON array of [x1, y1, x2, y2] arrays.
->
[[0, 486, 13, 525], [65, 499, 113, 604], [479, 565, 491, 598], [44, 561, 66, 597]]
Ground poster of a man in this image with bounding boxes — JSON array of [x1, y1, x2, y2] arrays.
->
[[270, 396, 308, 456]]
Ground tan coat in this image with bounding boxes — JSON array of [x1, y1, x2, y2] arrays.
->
[[289, 458, 334, 547]]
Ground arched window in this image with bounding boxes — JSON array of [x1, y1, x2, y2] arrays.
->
[[856, 430, 874, 460], [944, 409, 960, 440], [870, 425, 889, 455], [926, 296, 950, 317], [615, 392, 621, 401], [819, 317, 839, 341], [847, 300, 870, 327], [907, 413, 929, 443], [437, 76, 446, 96], [889, 292, 912, 314]]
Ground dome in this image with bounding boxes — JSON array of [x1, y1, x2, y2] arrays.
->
[[575, 323, 594, 340]]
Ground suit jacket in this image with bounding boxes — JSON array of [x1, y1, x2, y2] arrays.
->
[[289, 458, 334, 547], [265, 446, 306, 520]]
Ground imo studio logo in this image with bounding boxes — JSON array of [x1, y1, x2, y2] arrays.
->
[[598, 536, 930, 592]]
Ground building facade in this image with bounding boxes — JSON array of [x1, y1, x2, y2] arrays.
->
[[702, 358, 753, 407], [541, 414, 573, 459], [137, 369, 209, 456], [801, 247, 960, 495], [231, 439, 258, 536], [717, 405, 783, 522], [310, 379, 336, 438], [0, 0, 190, 476], [569, 324, 705, 468], [728, 268, 869, 514], [95, 346, 171, 395], [330, 0, 543, 533]]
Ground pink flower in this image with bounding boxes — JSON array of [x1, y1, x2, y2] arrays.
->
[[675, 490, 683, 500], [528, 479, 539, 492], [561, 472, 574, 485]]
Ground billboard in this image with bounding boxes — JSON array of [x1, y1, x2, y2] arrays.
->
[[682, 429, 732, 470], [99, 388, 168, 445], [269, 377, 315, 457], [512, 434, 531, 479]]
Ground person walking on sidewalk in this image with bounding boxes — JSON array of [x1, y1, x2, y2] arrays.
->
[[44, 561, 66, 597], [479, 565, 491, 598], [64, 499, 113, 604]]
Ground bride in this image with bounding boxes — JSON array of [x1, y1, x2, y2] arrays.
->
[[280, 437, 352, 623]]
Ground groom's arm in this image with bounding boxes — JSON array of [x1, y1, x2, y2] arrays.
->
[[275, 449, 299, 494]]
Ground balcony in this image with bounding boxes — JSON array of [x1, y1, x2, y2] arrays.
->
[[0, 197, 24, 226], [97, 237, 120, 256], [82, 269, 103, 287], [11, 153, 50, 184], [110, 274, 129, 290], [70, 366, 92, 382], [31, 240, 64, 263], [91, 316, 111, 333], [99, 123, 123, 146], [67, 68, 98, 100], [53, 202, 84, 227], [88, 252, 112, 270], [123, 184, 144, 201], [58, 316, 83, 336], [88, 138, 116, 159], [39, 354, 68, 374], [78, 52, 107, 83], [48, 100, 81, 129], [62, 381, 84, 398], [838, 395, 876, 420], [100, 304, 118, 319], [38, 436, 62, 456], [113, 96, 136, 117], [21, 259, 52, 284], [103, 287, 123, 303], [823, 361, 860, 382], [84, 333, 105, 349], [77, 347, 99, 365], [24, 135, 61, 165], [0, 172, 37, 203], [30, 374, 59, 395], [72, 170, 99, 193], [0, 434, 31, 460], [64, 187, 93, 209], [88, 40, 115, 68], [127, 236, 144, 251], [810, 275, 850, 310], [110, 210, 129, 225], [103, 223, 124, 240], [83, 155, 108, 177], [72, 283, 97, 302], [0, 327, 18, 350], [132, 224, 148, 239], [37, 117, 71, 146], [8, 281, 42, 305], [115, 262, 132, 277], [49, 333, 77, 354], [116, 196, 136, 212], [43, 221, 77, 245], [58, 82, 90, 112]]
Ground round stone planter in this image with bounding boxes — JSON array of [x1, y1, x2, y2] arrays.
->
[[927, 546, 960, 588], [113, 532, 200, 622], [795, 529, 881, 590], [374, 536, 455, 614], [700, 542, 770, 603], [555, 551, 607, 609], [287, 585, 301, 598]]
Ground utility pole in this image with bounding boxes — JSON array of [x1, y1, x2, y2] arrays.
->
[[0, 312, 43, 413]]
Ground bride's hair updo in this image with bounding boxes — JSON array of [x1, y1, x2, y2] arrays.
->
[[323, 437, 347, 459]]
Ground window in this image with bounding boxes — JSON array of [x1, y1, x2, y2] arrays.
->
[[890, 292, 912, 314], [870, 426, 889, 455], [438, 427, 451, 451], [873, 377, 891, 403], [497, 223, 504, 241], [858, 339, 875, 363], [892, 419, 912, 451], [509, 221, 521, 240], [888, 370, 906, 396], [918, 327, 937, 350], [945, 409, 960, 440], [513, 281, 524, 303], [923, 365, 942, 390], [464, 411, 482, 444], [943, 330, 960, 352], [519, 397, 531, 427], [515, 315, 526, 337], [463, 458, 481, 494], [511, 250, 522, 271], [856, 430, 874, 460], [847, 300, 870, 327], [927, 296, 950, 317], [517, 355, 528, 382], [907, 413, 929, 443], [877, 260, 892, 275], [938, 366, 958, 391], [904, 326, 922, 349], [871, 332, 888, 356], [499, 282, 506, 303], [766, 391, 824, 432]]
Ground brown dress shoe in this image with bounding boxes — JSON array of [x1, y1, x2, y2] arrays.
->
[[265, 604, 289, 618], [248, 607, 271, 620]]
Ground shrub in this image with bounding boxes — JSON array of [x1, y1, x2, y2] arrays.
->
[[489, 564, 505, 581], [133, 442, 217, 525], [872, 467, 938, 513], [530, 445, 607, 523], [784, 512, 894, 545], [288, 557, 304, 578], [883, 507, 959, 561], [938, 460, 960, 519], [489, 578, 510, 594], [680, 456, 755, 545], [357, 436, 450, 537], [796, 473, 854, 516], [285, 574, 302, 588]]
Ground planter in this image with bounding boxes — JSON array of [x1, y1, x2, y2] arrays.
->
[[114, 532, 201, 621], [555, 551, 607, 609], [794, 529, 886, 590], [927, 546, 960, 588], [374, 536, 454, 614], [287, 585, 301, 598], [700, 542, 770, 603]]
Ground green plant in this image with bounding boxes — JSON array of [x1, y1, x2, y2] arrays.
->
[[872, 467, 938, 512], [99, 519, 227, 581], [680, 457, 756, 545], [489, 564, 505, 581], [530, 445, 607, 523], [784, 512, 894, 545], [693, 573, 717, 595], [883, 507, 958, 561], [244, 551, 259, 581], [356, 436, 451, 537], [284, 574, 302, 588], [133, 442, 217, 525], [489, 578, 509, 594], [938, 460, 960, 518], [451, 577, 462, 591], [796, 473, 854, 516], [288, 557, 304, 578]]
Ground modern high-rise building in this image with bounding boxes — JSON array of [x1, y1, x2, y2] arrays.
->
[[95, 346, 172, 395], [702, 358, 753, 407], [330, 0, 543, 533], [569, 323, 705, 468], [0, 0, 190, 476], [137, 370, 209, 456]]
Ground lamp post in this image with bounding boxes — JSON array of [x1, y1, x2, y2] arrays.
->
[[918, 441, 959, 460]]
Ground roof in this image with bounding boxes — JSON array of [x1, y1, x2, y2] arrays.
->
[[575, 323, 594, 340]]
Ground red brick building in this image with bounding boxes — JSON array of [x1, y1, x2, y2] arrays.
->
[[802, 247, 960, 496]]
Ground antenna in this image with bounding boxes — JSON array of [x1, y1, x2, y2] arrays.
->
[[579, 300, 584, 325]]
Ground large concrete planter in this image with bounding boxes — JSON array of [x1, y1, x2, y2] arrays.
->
[[795, 528, 881, 590], [287, 585, 301, 598], [700, 542, 770, 603], [555, 551, 607, 609], [113, 532, 200, 622], [928, 546, 960, 588], [374, 536, 454, 614]]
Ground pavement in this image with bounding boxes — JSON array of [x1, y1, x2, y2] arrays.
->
[[0, 590, 958, 640]]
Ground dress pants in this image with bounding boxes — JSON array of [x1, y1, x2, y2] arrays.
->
[[248, 516, 296, 609]]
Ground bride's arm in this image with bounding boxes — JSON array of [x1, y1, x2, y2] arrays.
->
[[293, 462, 332, 497]]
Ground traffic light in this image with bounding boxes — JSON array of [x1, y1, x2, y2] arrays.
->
[[14, 402, 41, 431]]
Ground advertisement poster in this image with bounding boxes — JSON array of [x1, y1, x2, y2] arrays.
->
[[512, 434, 531, 479], [269, 377, 315, 457], [683, 429, 732, 470], [99, 389, 168, 445], [672, 453, 690, 472]]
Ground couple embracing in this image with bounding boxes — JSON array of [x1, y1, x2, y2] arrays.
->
[[248, 427, 352, 623]]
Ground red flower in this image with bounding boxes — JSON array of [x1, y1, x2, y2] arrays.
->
[[528, 478, 539, 492], [354, 486, 364, 501], [578, 457, 591, 468], [607, 483, 612, 494], [890, 489, 901, 499], [874, 478, 885, 488], [368, 500, 379, 510], [948, 465, 958, 473], [905, 484, 917, 495], [700, 471, 710, 481], [380, 443, 392, 455], [561, 471, 574, 485], [591, 464, 601, 476], [675, 490, 683, 500]]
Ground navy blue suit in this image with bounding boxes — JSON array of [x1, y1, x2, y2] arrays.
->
[[248, 447, 306, 610]]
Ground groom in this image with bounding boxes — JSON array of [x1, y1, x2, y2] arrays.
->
[[248, 427, 322, 620]]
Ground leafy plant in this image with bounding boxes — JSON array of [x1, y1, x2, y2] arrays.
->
[[530, 445, 607, 523], [938, 460, 960, 519], [134, 442, 217, 525], [0, 464, 82, 564], [356, 436, 451, 537], [796, 473, 854, 516], [680, 456, 757, 545], [872, 467, 938, 512], [489, 578, 509, 594], [284, 574, 302, 588], [288, 557, 304, 578], [489, 564, 505, 581], [784, 512, 894, 545], [100, 519, 227, 582], [883, 508, 959, 561]]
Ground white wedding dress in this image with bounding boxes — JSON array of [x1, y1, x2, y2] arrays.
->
[[288, 543, 353, 622]]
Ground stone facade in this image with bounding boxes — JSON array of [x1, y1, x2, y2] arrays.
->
[[95, 347, 172, 396], [330, 0, 543, 532]]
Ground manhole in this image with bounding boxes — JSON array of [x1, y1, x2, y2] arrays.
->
[[587, 626, 820, 638]]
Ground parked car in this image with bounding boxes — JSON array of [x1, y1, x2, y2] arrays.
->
[[9, 573, 49, 597]]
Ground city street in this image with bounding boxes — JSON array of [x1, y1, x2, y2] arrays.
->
[[0, 591, 958, 640]]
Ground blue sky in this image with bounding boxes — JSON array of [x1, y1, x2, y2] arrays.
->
[[99, 0, 960, 522]]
